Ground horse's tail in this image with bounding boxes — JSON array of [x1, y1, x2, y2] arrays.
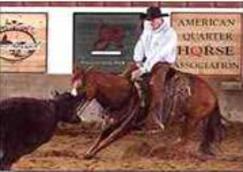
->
[[200, 103, 226, 155]]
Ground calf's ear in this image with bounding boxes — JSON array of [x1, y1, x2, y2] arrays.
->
[[50, 89, 60, 98]]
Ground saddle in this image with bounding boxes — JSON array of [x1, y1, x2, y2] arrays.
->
[[137, 68, 193, 125]]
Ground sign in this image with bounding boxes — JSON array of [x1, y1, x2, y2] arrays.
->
[[73, 13, 142, 72], [171, 13, 242, 76], [0, 13, 47, 72]]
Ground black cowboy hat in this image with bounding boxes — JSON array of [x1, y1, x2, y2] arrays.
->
[[146, 6, 169, 20]]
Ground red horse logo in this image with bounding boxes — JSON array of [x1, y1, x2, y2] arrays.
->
[[94, 23, 125, 50]]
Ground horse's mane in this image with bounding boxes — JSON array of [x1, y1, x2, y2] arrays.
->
[[73, 68, 131, 85], [91, 69, 127, 81]]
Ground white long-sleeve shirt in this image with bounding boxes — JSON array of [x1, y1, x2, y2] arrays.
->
[[133, 20, 177, 73]]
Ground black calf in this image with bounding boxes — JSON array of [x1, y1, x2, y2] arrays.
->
[[0, 92, 84, 170]]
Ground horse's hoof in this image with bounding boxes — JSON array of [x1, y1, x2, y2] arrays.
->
[[195, 152, 215, 161], [199, 154, 215, 161], [83, 153, 94, 160], [172, 137, 182, 145]]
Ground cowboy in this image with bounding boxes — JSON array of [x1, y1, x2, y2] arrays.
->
[[131, 6, 178, 130]]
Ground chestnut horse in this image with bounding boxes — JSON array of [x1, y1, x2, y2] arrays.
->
[[71, 65, 225, 159]]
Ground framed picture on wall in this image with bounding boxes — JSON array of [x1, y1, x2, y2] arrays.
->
[[73, 12, 143, 72], [0, 12, 47, 73]]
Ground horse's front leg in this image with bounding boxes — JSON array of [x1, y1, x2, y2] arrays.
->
[[84, 122, 120, 159], [84, 103, 139, 159]]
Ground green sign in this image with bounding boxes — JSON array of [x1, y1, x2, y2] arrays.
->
[[74, 13, 142, 72]]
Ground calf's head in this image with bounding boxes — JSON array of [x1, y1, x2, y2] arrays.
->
[[53, 91, 85, 123]]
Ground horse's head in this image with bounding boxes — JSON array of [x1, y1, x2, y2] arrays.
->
[[71, 66, 94, 96], [71, 68, 86, 96]]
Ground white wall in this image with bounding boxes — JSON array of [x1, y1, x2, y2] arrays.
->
[[1, 7, 242, 74]]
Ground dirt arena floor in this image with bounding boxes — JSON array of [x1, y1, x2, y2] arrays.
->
[[13, 121, 243, 171]]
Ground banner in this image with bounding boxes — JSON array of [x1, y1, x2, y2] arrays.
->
[[73, 13, 142, 72], [171, 13, 242, 76], [0, 13, 47, 72]]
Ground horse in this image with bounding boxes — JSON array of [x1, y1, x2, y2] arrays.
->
[[71, 64, 225, 159]]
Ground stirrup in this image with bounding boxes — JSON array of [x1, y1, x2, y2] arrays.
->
[[140, 100, 145, 107], [134, 82, 145, 107]]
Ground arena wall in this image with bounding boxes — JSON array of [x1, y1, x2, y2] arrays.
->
[[0, 2, 243, 122]]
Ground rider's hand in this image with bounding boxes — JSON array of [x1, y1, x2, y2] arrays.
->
[[131, 69, 143, 81]]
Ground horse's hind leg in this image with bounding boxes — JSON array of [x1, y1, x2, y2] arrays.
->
[[199, 104, 225, 157], [175, 117, 200, 148]]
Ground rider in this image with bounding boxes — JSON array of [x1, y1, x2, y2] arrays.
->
[[131, 6, 178, 129]]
